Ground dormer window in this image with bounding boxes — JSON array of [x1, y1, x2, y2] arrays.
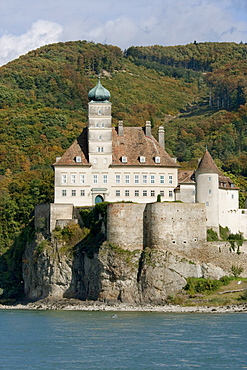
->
[[140, 156, 146, 163], [122, 156, 127, 163], [155, 156, 160, 164], [75, 156, 81, 163]]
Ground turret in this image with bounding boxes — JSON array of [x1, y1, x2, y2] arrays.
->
[[195, 150, 220, 234]]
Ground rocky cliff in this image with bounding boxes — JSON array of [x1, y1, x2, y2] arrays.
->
[[23, 229, 246, 304]]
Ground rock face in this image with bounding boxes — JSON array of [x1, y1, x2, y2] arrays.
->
[[23, 233, 233, 303]]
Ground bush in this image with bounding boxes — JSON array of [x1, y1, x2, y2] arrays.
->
[[231, 264, 244, 277], [207, 228, 218, 241], [184, 277, 227, 295], [219, 225, 230, 240]]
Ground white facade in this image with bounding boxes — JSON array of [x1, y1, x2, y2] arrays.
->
[[54, 165, 178, 206], [54, 80, 179, 206]]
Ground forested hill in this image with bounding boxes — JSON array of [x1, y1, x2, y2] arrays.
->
[[0, 40, 247, 255]]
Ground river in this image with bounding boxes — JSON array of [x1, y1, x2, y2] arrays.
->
[[1, 310, 247, 369]]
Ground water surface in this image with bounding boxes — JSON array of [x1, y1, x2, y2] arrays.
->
[[1, 310, 246, 369]]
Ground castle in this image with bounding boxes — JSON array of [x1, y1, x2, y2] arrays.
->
[[49, 78, 247, 238]]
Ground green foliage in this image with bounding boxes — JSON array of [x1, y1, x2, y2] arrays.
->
[[231, 265, 244, 277], [79, 202, 109, 234], [228, 232, 244, 253], [184, 276, 233, 296], [219, 225, 230, 240], [157, 194, 161, 202], [207, 228, 219, 241], [0, 221, 35, 299]]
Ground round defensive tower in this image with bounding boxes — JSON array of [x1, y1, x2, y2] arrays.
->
[[195, 150, 219, 234]]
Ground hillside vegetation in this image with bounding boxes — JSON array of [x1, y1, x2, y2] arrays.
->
[[0, 40, 247, 261]]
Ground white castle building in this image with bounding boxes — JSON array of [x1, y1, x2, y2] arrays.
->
[[53, 79, 247, 237]]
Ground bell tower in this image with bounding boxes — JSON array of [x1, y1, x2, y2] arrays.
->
[[88, 78, 112, 169]]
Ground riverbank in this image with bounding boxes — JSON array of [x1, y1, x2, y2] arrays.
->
[[1, 298, 247, 313]]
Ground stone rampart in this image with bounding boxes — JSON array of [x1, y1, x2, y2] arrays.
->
[[144, 202, 207, 251], [107, 202, 206, 252], [35, 203, 74, 233], [107, 203, 146, 251]]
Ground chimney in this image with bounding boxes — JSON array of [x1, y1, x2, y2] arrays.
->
[[118, 120, 124, 136], [158, 126, 165, 149], [145, 121, 152, 138]]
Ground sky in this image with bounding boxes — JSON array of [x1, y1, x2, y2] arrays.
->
[[0, 0, 247, 66]]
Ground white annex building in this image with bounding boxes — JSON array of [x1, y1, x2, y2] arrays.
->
[[53, 79, 247, 237]]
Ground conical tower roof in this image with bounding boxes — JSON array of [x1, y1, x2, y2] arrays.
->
[[196, 150, 222, 175], [88, 77, 110, 102]]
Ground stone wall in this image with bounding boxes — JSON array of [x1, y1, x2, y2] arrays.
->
[[35, 203, 74, 234], [144, 202, 207, 251], [107, 203, 146, 251], [107, 202, 207, 252]]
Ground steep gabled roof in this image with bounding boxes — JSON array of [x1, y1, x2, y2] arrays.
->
[[178, 170, 195, 184], [53, 129, 89, 166], [54, 127, 179, 168], [112, 127, 178, 167]]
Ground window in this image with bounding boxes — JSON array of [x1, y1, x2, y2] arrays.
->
[[101, 122, 105, 128], [140, 156, 146, 163], [206, 201, 209, 206], [125, 190, 129, 197], [103, 174, 108, 184], [135, 190, 139, 197], [160, 191, 164, 197], [125, 174, 130, 184], [142, 175, 147, 184], [94, 158, 98, 164], [80, 190, 85, 196], [98, 135, 102, 140], [71, 174, 76, 184], [122, 156, 127, 163], [116, 190, 120, 197], [160, 175, 165, 184], [168, 175, 173, 184], [231, 194, 234, 199], [61, 174, 67, 184], [104, 158, 108, 164], [209, 190, 212, 195], [97, 147, 104, 152], [75, 156, 81, 163], [151, 190, 155, 197], [98, 109, 102, 115], [208, 176, 212, 182], [134, 174, 139, 184], [155, 156, 160, 164], [80, 174, 85, 184], [143, 190, 148, 196], [169, 190, 173, 197], [62, 190, 67, 196], [72, 190, 76, 196], [150, 175, 155, 184], [93, 175, 98, 184], [96, 123, 99, 128], [115, 174, 120, 184]]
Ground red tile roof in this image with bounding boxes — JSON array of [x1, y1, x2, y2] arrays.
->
[[54, 127, 179, 168], [178, 170, 195, 184]]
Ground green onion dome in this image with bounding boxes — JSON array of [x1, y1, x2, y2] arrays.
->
[[88, 78, 110, 102]]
